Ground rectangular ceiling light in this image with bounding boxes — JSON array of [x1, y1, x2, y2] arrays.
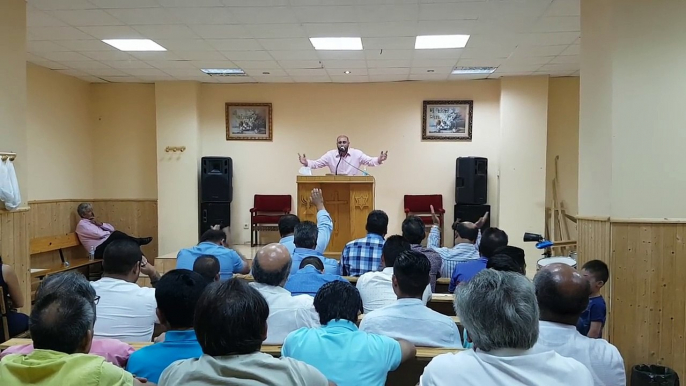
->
[[415, 35, 470, 50], [309, 37, 363, 50], [452, 67, 497, 75], [102, 39, 166, 52], [201, 68, 246, 76]]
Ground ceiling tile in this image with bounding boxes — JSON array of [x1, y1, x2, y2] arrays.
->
[[316, 51, 366, 60], [212, 76, 256, 83], [418, 3, 479, 21], [55, 69, 89, 77], [448, 74, 491, 81], [78, 26, 144, 39], [56, 39, 117, 51], [490, 71, 535, 78], [303, 23, 360, 37], [291, 76, 331, 83], [367, 59, 412, 68], [252, 76, 293, 83], [286, 68, 328, 76], [162, 68, 206, 77], [27, 10, 68, 27], [132, 25, 199, 39], [188, 60, 239, 69], [560, 44, 580, 56], [206, 39, 263, 51], [81, 50, 134, 61], [59, 60, 113, 69], [521, 32, 580, 46], [245, 24, 308, 39], [368, 67, 410, 75], [416, 20, 476, 35], [456, 58, 505, 67], [408, 74, 450, 81], [258, 38, 313, 51], [533, 16, 580, 33], [190, 25, 252, 39], [89, 0, 159, 8], [549, 55, 578, 64], [30, 26, 94, 40], [355, 4, 418, 23], [157, 0, 224, 6], [368, 74, 408, 82], [322, 60, 367, 69], [105, 8, 182, 25], [40, 51, 92, 61], [129, 51, 181, 61], [460, 46, 514, 59], [413, 49, 462, 60], [232, 60, 280, 69], [28, 0, 96, 11], [145, 60, 197, 69], [102, 60, 153, 69], [244, 68, 288, 76], [154, 39, 215, 51], [510, 45, 568, 57], [134, 75, 176, 81], [362, 37, 414, 50], [231, 7, 299, 24], [545, 0, 580, 17], [410, 66, 452, 75], [412, 59, 458, 67], [86, 68, 130, 76], [503, 56, 554, 65], [175, 51, 226, 61], [292, 6, 357, 23], [359, 22, 418, 37], [222, 51, 274, 61], [329, 75, 369, 83], [277, 60, 323, 69], [267, 50, 319, 60], [122, 68, 170, 76], [221, 0, 291, 6], [100, 76, 145, 82], [538, 62, 579, 72], [364, 49, 413, 60], [30, 60, 70, 70], [496, 63, 543, 73], [167, 7, 237, 25], [27, 41, 71, 52], [53, 10, 122, 26], [179, 75, 218, 82]]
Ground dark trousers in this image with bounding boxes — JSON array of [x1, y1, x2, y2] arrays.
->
[[3, 311, 28, 341], [94, 230, 139, 260]]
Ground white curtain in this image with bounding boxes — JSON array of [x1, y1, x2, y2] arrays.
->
[[0, 159, 21, 210]]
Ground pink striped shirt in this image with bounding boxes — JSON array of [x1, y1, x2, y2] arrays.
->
[[307, 148, 381, 176], [75, 219, 115, 252]]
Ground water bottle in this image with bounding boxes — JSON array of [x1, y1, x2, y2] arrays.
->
[[89, 246, 95, 261]]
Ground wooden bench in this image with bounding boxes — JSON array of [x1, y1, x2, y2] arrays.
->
[[30, 233, 81, 267]]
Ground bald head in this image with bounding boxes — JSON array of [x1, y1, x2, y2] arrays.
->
[[336, 135, 350, 153], [533, 263, 592, 325], [453, 221, 479, 243], [252, 243, 292, 287]]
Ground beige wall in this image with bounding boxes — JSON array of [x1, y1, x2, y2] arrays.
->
[[26, 64, 94, 200], [91, 84, 157, 199], [546, 77, 580, 240], [199, 81, 503, 245]]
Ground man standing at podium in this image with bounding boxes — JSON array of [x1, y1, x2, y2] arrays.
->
[[298, 135, 388, 176]]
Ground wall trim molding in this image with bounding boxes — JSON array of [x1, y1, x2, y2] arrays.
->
[[29, 198, 157, 204]]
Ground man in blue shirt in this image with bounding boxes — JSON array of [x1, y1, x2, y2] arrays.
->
[[291, 221, 340, 275], [282, 281, 415, 386], [340, 210, 388, 276], [126, 269, 208, 383], [449, 227, 508, 293], [285, 256, 348, 296], [279, 188, 333, 256], [176, 229, 250, 280]]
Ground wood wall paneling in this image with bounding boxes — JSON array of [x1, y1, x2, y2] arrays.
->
[[0, 209, 31, 314]]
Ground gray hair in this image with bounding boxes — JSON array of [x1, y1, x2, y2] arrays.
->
[[36, 271, 96, 302], [455, 269, 539, 352], [77, 202, 92, 217], [30, 292, 96, 354]]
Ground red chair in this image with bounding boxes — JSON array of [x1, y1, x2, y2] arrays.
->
[[250, 195, 292, 247], [404, 194, 445, 246]]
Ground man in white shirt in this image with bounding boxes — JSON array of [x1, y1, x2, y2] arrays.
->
[[90, 239, 161, 342], [532, 263, 625, 386], [359, 250, 462, 348], [249, 243, 320, 344], [420, 270, 593, 386], [356, 235, 431, 313]]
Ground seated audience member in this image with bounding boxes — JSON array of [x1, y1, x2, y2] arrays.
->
[[127, 270, 208, 383], [75, 202, 152, 259], [427, 208, 489, 278], [533, 264, 625, 386], [192, 255, 220, 282], [340, 210, 388, 276], [282, 281, 416, 386], [0, 271, 134, 367], [448, 227, 508, 293], [360, 250, 462, 348], [0, 292, 143, 386], [577, 260, 609, 338], [159, 279, 332, 386], [0, 255, 28, 340], [402, 215, 441, 290], [486, 254, 525, 274], [420, 270, 593, 386], [285, 256, 348, 297], [249, 243, 319, 344], [91, 239, 160, 342], [177, 229, 250, 280], [491, 245, 526, 273], [279, 188, 333, 256], [290, 221, 340, 275], [357, 235, 431, 313]]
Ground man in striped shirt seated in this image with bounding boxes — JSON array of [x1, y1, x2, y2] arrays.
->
[[339, 210, 388, 276]]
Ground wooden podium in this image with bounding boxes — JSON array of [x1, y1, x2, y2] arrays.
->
[[296, 175, 375, 257]]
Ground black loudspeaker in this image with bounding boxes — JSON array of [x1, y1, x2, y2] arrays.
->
[[455, 204, 491, 229], [456, 157, 488, 204], [201, 157, 233, 203], [199, 202, 231, 237]]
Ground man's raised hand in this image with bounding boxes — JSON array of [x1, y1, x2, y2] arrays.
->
[[298, 153, 308, 167]]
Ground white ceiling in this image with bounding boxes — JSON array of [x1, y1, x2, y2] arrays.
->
[[26, 0, 580, 84]]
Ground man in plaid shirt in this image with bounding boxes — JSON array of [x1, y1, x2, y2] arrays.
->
[[339, 210, 388, 276]]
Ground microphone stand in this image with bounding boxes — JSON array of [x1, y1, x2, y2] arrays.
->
[[334, 149, 345, 175]]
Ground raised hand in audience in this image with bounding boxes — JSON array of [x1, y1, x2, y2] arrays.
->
[[429, 205, 440, 226], [475, 212, 489, 229], [379, 150, 388, 163], [298, 153, 308, 166], [311, 188, 325, 211]]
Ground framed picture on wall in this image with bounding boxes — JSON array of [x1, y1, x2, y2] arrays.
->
[[422, 100, 473, 141], [225, 103, 273, 141]]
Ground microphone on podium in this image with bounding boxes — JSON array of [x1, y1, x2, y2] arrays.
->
[[341, 156, 370, 176], [334, 146, 346, 175]]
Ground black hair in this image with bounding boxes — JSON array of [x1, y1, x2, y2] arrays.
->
[[193, 255, 221, 282], [278, 214, 301, 237], [534, 269, 591, 318], [36, 271, 96, 301], [200, 229, 226, 244], [582, 260, 610, 283], [252, 253, 291, 286], [314, 281, 362, 325], [194, 278, 269, 356], [102, 239, 142, 275], [487, 254, 525, 274], [30, 292, 95, 354], [479, 227, 509, 258], [453, 222, 479, 242], [394, 250, 430, 297], [402, 215, 426, 244], [299, 256, 324, 271], [494, 246, 526, 272], [366, 210, 389, 236], [156, 269, 210, 329], [294, 221, 317, 249], [382, 235, 411, 268]]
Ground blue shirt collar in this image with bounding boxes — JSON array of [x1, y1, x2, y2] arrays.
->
[[296, 265, 321, 275], [366, 233, 384, 240], [164, 330, 198, 342], [395, 298, 424, 306], [293, 247, 323, 256], [279, 235, 294, 243], [323, 319, 358, 331]]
